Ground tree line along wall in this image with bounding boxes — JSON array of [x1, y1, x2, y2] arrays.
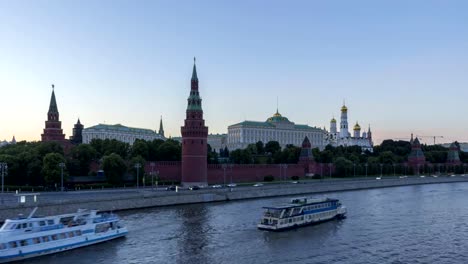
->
[[146, 162, 308, 184]]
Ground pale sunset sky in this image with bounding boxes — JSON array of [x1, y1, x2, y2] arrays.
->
[[1, 0, 467, 145]]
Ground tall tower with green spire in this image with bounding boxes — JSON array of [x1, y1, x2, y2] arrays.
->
[[158, 116, 165, 137], [181, 58, 208, 186], [41, 84, 66, 142]]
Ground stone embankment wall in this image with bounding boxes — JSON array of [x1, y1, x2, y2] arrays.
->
[[1, 177, 467, 222]]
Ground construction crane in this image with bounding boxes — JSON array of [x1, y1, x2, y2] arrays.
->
[[416, 135, 444, 145]]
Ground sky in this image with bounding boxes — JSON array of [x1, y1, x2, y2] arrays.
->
[[0, 0, 467, 145]]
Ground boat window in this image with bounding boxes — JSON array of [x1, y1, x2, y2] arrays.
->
[[16, 225, 21, 229], [42, 236, 50, 242], [75, 230, 82, 236], [22, 223, 27, 229], [0, 243, 5, 250], [51, 234, 58, 240], [39, 221, 46, 226], [59, 233, 67, 239], [68, 232, 75, 238], [33, 238, 41, 244], [47, 220, 54, 225], [20, 240, 28, 247], [9, 241, 17, 248]]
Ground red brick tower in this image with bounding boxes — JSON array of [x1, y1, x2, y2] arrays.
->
[[41, 85, 66, 142], [181, 58, 208, 186]]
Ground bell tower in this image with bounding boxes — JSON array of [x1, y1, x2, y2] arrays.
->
[[181, 58, 208, 186]]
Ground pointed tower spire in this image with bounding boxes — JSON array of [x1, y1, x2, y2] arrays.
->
[[48, 84, 58, 114], [191, 57, 198, 81], [77, 118, 81, 125], [159, 115, 165, 137]]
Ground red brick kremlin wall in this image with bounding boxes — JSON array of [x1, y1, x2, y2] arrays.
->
[[145, 162, 309, 184]]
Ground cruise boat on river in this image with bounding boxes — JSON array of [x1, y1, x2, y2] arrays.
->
[[0, 208, 128, 263], [258, 197, 346, 231]]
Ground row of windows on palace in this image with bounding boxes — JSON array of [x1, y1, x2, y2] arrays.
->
[[227, 127, 325, 150], [82, 131, 165, 145]]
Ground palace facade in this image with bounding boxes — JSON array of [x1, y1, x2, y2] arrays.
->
[[82, 123, 165, 145], [227, 111, 326, 150]]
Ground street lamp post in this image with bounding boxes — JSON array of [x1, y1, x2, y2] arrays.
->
[[150, 162, 155, 190], [222, 164, 227, 186], [0, 162, 7, 193], [353, 163, 356, 178], [365, 163, 368, 178], [380, 164, 383, 178], [134, 163, 141, 188], [58, 162, 65, 192], [320, 164, 323, 181]]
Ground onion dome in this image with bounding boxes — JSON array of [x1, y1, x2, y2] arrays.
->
[[341, 104, 348, 112], [330, 117, 336, 123], [353, 122, 361, 131], [267, 110, 290, 123]]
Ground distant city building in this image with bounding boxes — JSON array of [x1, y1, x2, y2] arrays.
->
[[70, 118, 84, 144], [41, 85, 67, 142], [0, 136, 16, 148], [325, 103, 373, 152], [227, 110, 326, 150], [207, 134, 227, 153], [82, 124, 165, 145]]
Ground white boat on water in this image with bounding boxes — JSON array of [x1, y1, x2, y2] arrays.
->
[[258, 197, 346, 231], [0, 208, 127, 263]]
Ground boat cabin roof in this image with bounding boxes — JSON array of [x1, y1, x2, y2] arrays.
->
[[263, 197, 339, 210]]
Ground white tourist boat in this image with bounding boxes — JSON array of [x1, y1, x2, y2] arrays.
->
[[0, 208, 128, 263], [258, 197, 346, 231]]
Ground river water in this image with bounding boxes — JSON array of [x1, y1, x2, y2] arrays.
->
[[24, 182, 468, 264]]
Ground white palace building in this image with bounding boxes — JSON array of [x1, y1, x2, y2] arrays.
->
[[82, 118, 165, 145], [227, 103, 373, 152], [227, 110, 326, 150]]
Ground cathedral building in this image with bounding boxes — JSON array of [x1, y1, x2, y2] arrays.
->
[[325, 103, 373, 152]]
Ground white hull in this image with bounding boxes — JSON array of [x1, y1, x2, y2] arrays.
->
[[0, 228, 127, 263]]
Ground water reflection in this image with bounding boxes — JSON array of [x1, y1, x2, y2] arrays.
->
[[175, 204, 211, 264]]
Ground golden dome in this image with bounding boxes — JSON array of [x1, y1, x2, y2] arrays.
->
[[273, 110, 282, 117], [353, 122, 361, 130], [330, 117, 336, 123], [341, 105, 348, 112]]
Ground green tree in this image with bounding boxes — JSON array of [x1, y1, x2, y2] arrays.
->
[[256, 141, 265, 155], [157, 140, 181, 161], [102, 153, 127, 185], [70, 144, 98, 175], [334, 157, 353, 177], [131, 139, 149, 159], [265, 141, 281, 154], [42, 153, 68, 186]]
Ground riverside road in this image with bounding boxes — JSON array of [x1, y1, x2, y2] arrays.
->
[[1, 175, 468, 222]]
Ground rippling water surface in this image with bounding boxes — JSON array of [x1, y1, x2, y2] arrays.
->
[[24, 182, 468, 264]]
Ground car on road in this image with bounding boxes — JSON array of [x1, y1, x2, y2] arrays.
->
[[253, 183, 264, 187], [399, 176, 407, 179], [166, 186, 177, 191], [227, 183, 237, 187], [291, 181, 299, 184], [376, 177, 382, 180], [189, 186, 200, 190], [211, 185, 222, 188], [420, 175, 426, 178]]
